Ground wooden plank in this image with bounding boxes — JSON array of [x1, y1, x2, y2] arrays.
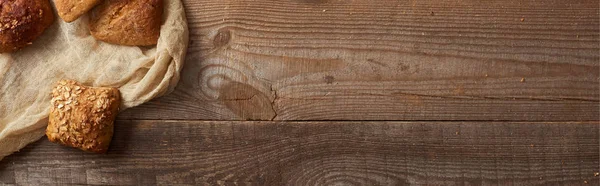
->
[[119, 0, 600, 121], [1, 120, 598, 185]]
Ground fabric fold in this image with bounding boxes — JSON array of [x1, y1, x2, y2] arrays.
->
[[0, 0, 188, 161]]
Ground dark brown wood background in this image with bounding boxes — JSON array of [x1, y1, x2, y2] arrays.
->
[[1, 0, 599, 185]]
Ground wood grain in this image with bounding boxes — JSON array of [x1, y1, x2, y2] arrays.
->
[[1, 120, 598, 185], [118, 0, 600, 121], [5, 0, 600, 184]]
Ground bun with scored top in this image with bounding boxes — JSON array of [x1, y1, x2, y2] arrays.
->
[[89, 0, 163, 46]]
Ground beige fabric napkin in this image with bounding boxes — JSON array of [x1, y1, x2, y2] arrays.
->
[[0, 0, 188, 160]]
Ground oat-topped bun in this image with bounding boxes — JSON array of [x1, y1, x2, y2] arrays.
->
[[0, 0, 55, 53], [46, 80, 121, 153]]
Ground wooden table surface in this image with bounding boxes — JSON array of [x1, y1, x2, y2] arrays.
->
[[1, 0, 599, 185]]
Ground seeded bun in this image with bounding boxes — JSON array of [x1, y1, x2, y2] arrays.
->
[[46, 80, 120, 153], [0, 0, 55, 53]]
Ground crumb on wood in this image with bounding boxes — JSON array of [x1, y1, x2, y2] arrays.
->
[[584, 180, 588, 184], [485, 74, 489, 77], [521, 78, 525, 82], [455, 131, 459, 135], [322, 9, 327, 12], [520, 18, 525, 22], [430, 11, 435, 16], [594, 172, 599, 176]]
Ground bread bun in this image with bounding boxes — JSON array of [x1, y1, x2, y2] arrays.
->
[[0, 0, 55, 53], [46, 80, 121, 153], [54, 0, 103, 22], [89, 0, 163, 46]]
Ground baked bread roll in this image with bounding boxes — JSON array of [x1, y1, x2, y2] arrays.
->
[[46, 80, 120, 153], [0, 0, 55, 53], [54, 0, 103, 22], [89, 0, 163, 46]]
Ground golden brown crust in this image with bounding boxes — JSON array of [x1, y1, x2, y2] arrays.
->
[[54, 0, 103, 22], [0, 0, 55, 53], [89, 0, 163, 46], [46, 80, 120, 153]]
